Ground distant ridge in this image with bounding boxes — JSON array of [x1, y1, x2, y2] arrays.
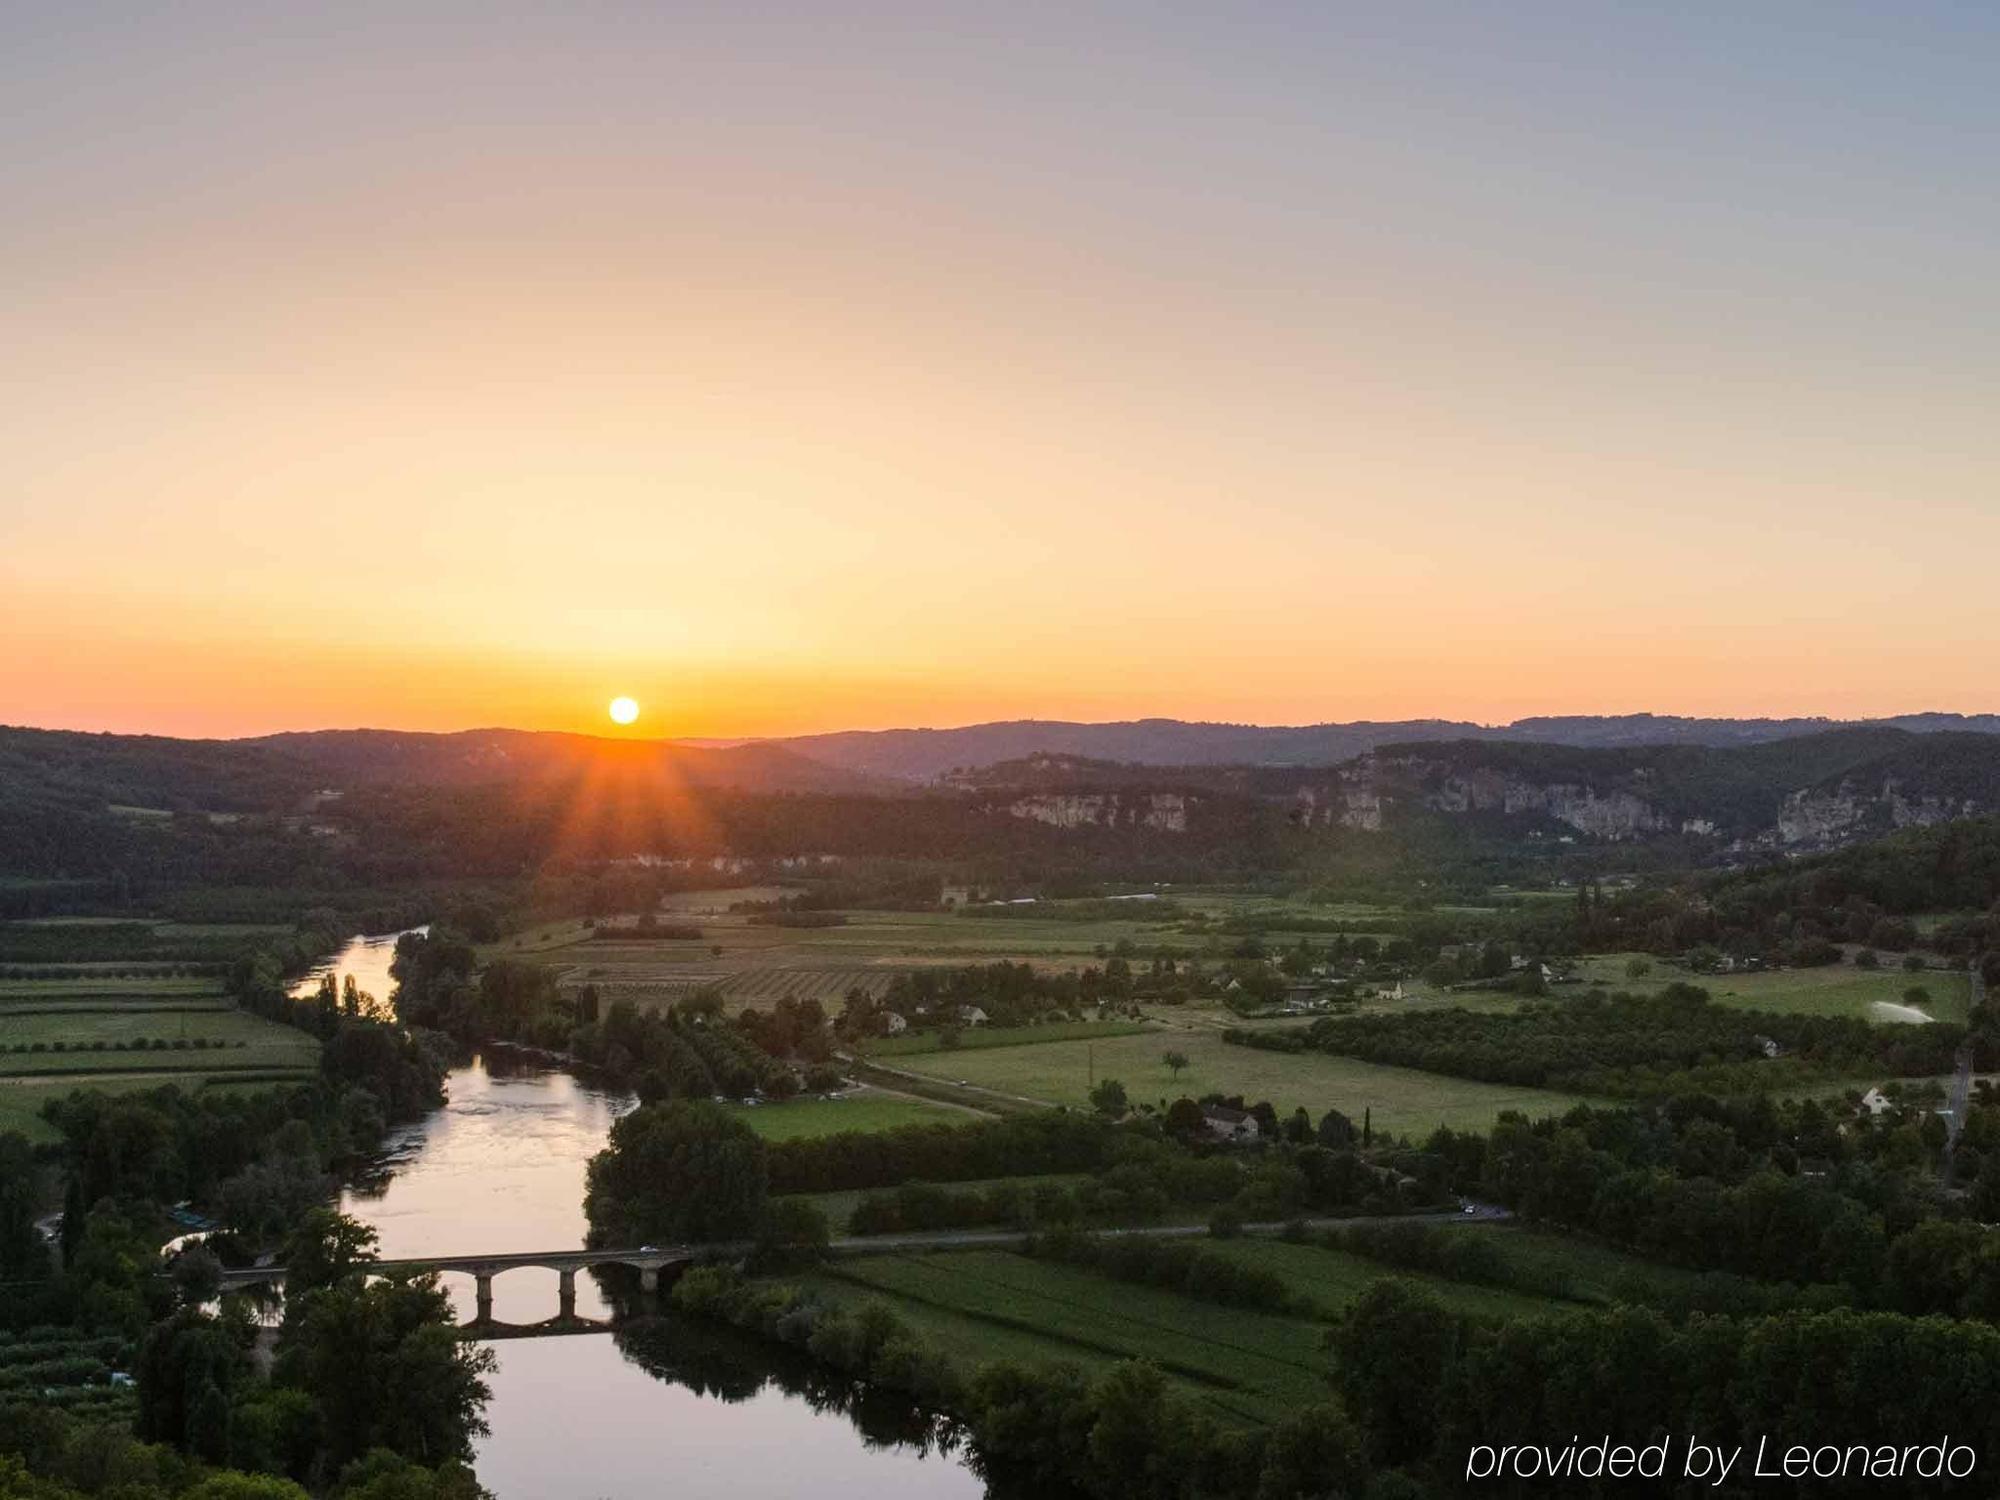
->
[[748, 712, 2000, 783]]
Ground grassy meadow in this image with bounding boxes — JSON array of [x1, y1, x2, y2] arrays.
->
[[0, 945, 319, 1141], [801, 1234, 1578, 1428], [889, 1028, 1596, 1136], [724, 1087, 973, 1142], [1569, 953, 1973, 1024]]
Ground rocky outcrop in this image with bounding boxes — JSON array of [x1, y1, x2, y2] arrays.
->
[[987, 738, 2000, 853], [1772, 779, 1976, 850], [1005, 792, 1188, 832]]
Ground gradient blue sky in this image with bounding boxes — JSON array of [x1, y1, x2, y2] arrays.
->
[[4, 3, 1997, 736]]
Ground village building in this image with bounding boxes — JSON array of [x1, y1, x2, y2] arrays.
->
[[1202, 1105, 1261, 1143]]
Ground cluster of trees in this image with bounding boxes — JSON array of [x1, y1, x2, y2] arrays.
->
[[1569, 814, 2000, 977], [570, 1000, 805, 1100], [837, 961, 1138, 1036], [0, 1147, 489, 1500], [387, 930, 828, 1098], [580, 1101, 828, 1261], [1023, 1230, 1300, 1314], [1416, 1093, 2000, 1313], [1334, 1279, 2000, 1493], [35, 1062, 431, 1266], [764, 1113, 1118, 1194], [122, 1211, 491, 1497], [1232, 984, 1968, 1096], [843, 1138, 1401, 1237]]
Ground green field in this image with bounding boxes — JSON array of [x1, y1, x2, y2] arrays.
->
[[0, 1007, 318, 1077], [0, 978, 227, 1001], [724, 1088, 973, 1141], [0, 950, 318, 1137], [0, 1071, 316, 1144], [781, 1171, 1094, 1232], [1452, 1223, 1730, 1306], [1570, 954, 1972, 1024], [1201, 1236, 1562, 1322], [811, 1250, 1333, 1426], [890, 1029, 1594, 1136], [487, 890, 1382, 1016], [862, 1019, 1154, 1057]]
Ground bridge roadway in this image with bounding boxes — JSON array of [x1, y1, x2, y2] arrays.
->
[[215, 1204, 1509, 1330]]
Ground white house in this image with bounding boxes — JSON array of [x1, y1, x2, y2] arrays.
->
[[958, 1005, 990, 1027], [1202, 1105, 1260, 1143], [1859, 1087, 1894, 1118], [882, 1012, 908, 1035]]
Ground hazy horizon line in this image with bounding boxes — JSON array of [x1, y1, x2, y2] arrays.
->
[[13, 706, 2000, 747]]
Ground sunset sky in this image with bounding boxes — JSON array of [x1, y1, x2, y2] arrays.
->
[[5, 3, 1998, 740]]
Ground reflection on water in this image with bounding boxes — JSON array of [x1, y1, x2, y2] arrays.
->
[[337, 1054, 989, 1497], [341, 1053, 635, 1320], [289, 927, 426, 1017]]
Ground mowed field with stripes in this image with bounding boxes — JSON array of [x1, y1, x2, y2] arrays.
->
[[0, 919, 319, 1142], [484, 892, 1225, 1015]]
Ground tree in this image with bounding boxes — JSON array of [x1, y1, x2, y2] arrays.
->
[[280, 1210, 379, 1306], [135, 1308, 251, 1454], [1256, 1403, 1364, 1500], [171, 1242, 225, 1308], [0, 1132, 47, 1282], [1089, 1079, 1129, 1118], [331, 1453, 488, 1500], [754, 1197, 830, 1267], [1284, 1107, 1312, 1145], [1317, 1109, 1356, 1149], [1331, 1280, 1458, 1466], [1162, 1050, 1189, 1081], [584, 1101, 769, 1245], [276, 1273, 494, 1480]]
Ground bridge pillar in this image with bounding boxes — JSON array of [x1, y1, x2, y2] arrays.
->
[[639, 1264, 660, 1296], [558, 1267, 577, 1319], [473, 1271, 494, 1324]]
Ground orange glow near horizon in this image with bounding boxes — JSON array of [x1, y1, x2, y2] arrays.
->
[[6, 9, 2000, 740]]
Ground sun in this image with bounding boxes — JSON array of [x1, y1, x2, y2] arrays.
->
[[607, 696, 640, 726]]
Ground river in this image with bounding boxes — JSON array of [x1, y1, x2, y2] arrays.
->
[[288, 927, 424, 1017], [315, 938, 985, 1498]]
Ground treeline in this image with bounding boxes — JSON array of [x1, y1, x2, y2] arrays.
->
[[27, 1031, 442, 1274], [844, 1142, 1403, 1236], [1417, 1094, 2000, 1316], [1023, 1230, 1300, 1315], [0, 1209, 492, 1500], [387, 929, 838, 1098], [1574, 814, 2000, 973], [573, 1002, 809, 1100], [1230, 984, 1967, 1095], [765, 1113, 1117, 1194], [1336, 1280, 2000, 1496]]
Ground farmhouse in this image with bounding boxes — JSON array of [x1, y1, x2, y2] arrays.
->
[[1859, 1087, 1894, 1118], [1202, 1105, 1260, 1143], [958, 1005, 990, 1027], [881, 1012, 908, 1035]]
